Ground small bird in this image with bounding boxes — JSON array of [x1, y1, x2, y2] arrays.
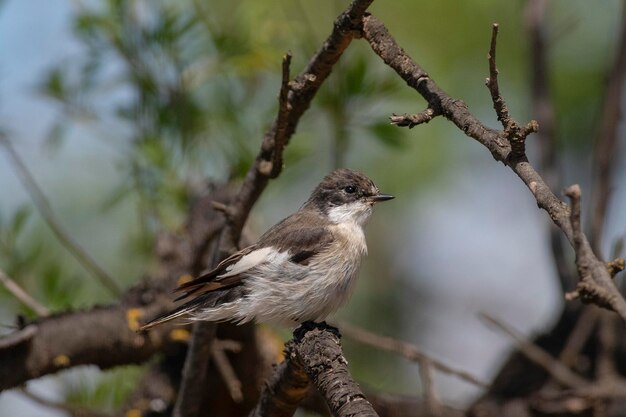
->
[[140, 169, 394, 330]]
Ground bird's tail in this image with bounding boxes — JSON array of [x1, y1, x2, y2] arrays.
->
[[139, 302, 195, 331]]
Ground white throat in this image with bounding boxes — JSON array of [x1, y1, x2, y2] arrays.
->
[[327, 201, 372, 227]]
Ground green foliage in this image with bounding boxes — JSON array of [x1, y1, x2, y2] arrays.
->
[[61, 366, 145, 412]]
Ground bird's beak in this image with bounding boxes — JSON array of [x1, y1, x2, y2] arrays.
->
[[369, 193, 395, 203]]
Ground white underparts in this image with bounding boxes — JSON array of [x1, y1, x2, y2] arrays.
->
[[189, 219, 369, 325]]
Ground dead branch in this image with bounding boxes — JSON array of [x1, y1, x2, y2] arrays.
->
[[481, 313, 587, 388], [249, 341, 311, 417], [172, 323, 217, 417], [212, 338, 244, 403], [362, 14, 626, 320], [0, 293, 176, 390], [335, 320, 487, 388], [564, 186, 626, 319], [252, 323, 380, 417], [297, 323, 378, 417]]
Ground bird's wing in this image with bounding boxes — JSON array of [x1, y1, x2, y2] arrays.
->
[[172, 245, 257, 301], [256, 210, 335, 266], [139, 211, 335, 330], [173, 210, 334, 301]]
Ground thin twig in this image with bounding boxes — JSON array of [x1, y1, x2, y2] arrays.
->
[[481, 312, 588, 388], [211, 339, 243, 403], [294, 323, 379, 417], [485, 23, 537, 160], [564, 186, 626, 321], [0, 139, 122, 296], [0, 268, 50, 317], [335, 320, 488, 388], [486, 23, 511, 129], [419, 360, 442, 416], [596, 312, 619, 381], [558, 306, 600, 368], [269, 52, 293, 178]]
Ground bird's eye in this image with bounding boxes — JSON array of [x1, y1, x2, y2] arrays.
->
[[344, 185, 356, 194]]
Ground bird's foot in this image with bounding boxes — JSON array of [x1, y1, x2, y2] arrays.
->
[[294, 320, 341, 341]]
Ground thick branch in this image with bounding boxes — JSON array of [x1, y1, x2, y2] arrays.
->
[[172, 323, 216, 417], [249, 341, 311, 417], [0, 186, 233, 391], [294, 324, 378, 417], [251, 323, 379, 417], [0, 289, 175, 390]]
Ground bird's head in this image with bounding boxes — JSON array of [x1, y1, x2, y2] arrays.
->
[[304, 169, 394, 226]]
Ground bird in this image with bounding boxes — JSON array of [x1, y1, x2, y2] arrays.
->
[[139, 168, 394, 330]]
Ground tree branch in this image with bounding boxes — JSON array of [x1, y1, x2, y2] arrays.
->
[[335, 320, 487, 388], [362, 14, 626, 320], [481, 313, 588, 388], [0, 185, 232, 391], [293, 324, 378, 416], [563, 186, 626, 320], [0, 290, 176, 390], [249, 341, 311, 417]]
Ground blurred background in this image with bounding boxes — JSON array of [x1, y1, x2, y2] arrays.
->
[[0, 0, 624, 415]]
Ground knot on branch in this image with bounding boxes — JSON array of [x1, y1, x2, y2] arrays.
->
[[390, 107, 438, 129], [607, 258, 625, 277], [567, 281, 616, 311]]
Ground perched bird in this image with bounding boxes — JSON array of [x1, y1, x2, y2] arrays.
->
[[140, 169, 394, 330]]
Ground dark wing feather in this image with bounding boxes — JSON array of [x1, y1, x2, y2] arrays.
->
[[256, 210, 334, 265], [172, 246, 256, 301], [175, 210, 333, 298]]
